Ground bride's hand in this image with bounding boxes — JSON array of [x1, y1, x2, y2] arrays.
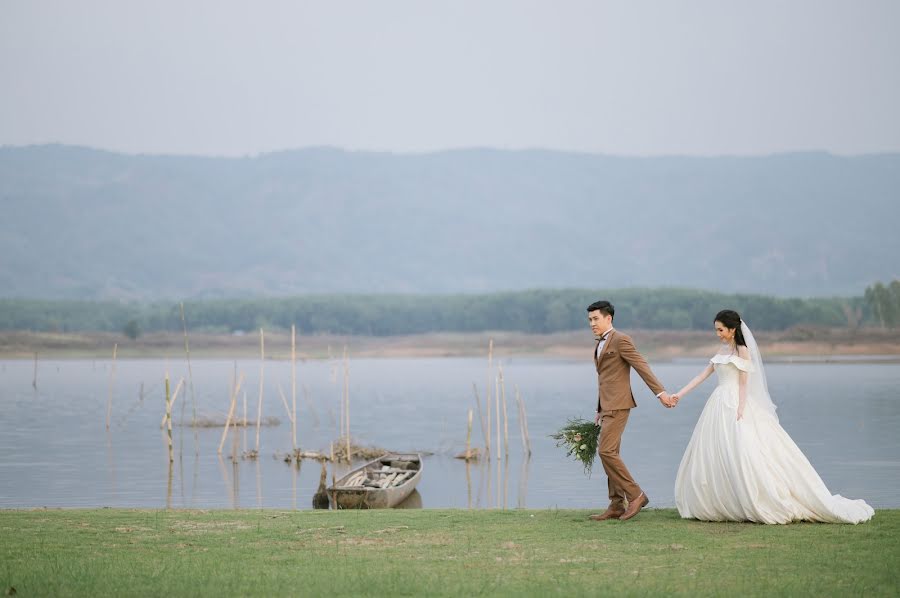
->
[[736, 404, 745, 421]]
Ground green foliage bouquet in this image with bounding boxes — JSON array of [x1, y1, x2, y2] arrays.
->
[[550, 417, 601, 475]]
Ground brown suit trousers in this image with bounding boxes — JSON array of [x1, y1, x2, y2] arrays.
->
[[594, 330, 665, 507]]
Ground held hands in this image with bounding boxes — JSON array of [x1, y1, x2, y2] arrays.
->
[[659, 391, 677, 408], [594, 411, 602, 425]]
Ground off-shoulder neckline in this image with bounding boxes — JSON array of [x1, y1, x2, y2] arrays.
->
[[710, 353, 752, 371]]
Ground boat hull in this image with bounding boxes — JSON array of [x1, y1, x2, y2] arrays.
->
[[329, 453, 422, 509]]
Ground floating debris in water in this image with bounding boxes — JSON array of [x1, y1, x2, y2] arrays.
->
[[331, 436, 390, 462], [275, 449, 331, 464], [454, 447, 481, 461], [179, 416, 281, 428]]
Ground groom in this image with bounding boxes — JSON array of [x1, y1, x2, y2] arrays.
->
[[587, 300, 673, 522]]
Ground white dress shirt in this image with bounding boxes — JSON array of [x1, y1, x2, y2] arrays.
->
[[595, 327, 666, 400], [595, 327, 614, 359]]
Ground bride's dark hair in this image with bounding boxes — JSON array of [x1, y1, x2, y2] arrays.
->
[[714, 309, 747, 347]]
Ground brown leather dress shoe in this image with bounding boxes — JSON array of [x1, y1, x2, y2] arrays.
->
[[619, 493, 649, 521], [589, 507, 625, 521]]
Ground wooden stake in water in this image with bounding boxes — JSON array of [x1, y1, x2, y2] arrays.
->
[[499, 365, 509, 458], [486, 338, 493, 456], [330, 441, 336, 507], [166, 459, 173, 509], [242, 390, 248, 452], [165, 374, 173, 463], [291, 324, 297, 451], [256, 328, 265, 453], [277, 384, 295, 448], [180, 302, 197, 427], [159, 378, 184, 428], [218, 373, 245, 454], [515, 385, 532, 456], [494, 373, 501, 461], [343, 346, 351, 462], [472, 382, 488, 450], [32, 352, 38, 390], [466, 408, 473, 458], [106, 343, 118, 429]]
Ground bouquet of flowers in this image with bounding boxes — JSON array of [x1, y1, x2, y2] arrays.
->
[[550, 417, 601, 475]]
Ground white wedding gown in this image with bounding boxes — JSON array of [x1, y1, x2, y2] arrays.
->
[[674, 353, 874, 524]]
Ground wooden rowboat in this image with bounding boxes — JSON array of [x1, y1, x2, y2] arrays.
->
[[328, 453, 422, 509]]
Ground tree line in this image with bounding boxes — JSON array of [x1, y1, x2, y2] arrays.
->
[[864, 280, 900, 329], [0, 287, 881, 337]]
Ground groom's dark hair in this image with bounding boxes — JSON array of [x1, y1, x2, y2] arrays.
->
[[587, 300, 614, 320]]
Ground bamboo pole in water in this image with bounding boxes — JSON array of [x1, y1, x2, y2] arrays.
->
[[277, 384, 296, 449], [291, 325, 297, 451], [165, 374, 173, 462], [494, 373, 501, 461], [159, 378, 185, 428], [232, 408, 240, 462], [466, 408, 473, 458], [514, 384, 527, 455], [516, 385, 532, 456], [343, 346, 351, 461], [330, 441, 336, 506], [106, 343, 117, 429], [256, 328, 265, 453], [180, 302, 197, 427], [471, 383, 488, 450], [166, 459, 173, 509], [167, 380, 176, 464], [277, 385, 293, 423], [218, 373, 245, 454], [499, 365, 509, 458], [486, 338, 493, 456], [337, 361, 343, 447], [242, 391, 247, 452]]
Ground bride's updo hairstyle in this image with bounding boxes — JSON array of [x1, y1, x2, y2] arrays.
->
[[714, 309, 747, 347]]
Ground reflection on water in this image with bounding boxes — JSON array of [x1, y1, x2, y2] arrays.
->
[[312, 461, 329, 509], [395, 489, 423, 509], [0, 357, 898, 509]]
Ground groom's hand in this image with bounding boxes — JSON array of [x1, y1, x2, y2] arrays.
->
[[659, 391, 674, 408]]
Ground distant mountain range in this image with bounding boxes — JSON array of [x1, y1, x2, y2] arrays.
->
[[1, 145, 897, 300]]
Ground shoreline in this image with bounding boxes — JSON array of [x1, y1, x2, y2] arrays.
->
[[1, 328, 899, 361]]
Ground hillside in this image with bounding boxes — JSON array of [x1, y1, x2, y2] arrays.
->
[[1, 145, 897, 299]]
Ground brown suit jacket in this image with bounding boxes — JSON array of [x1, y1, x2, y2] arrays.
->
[[595, 330, 665, 412]]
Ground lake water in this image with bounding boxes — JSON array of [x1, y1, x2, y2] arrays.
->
[[1, 357, 898, 510]]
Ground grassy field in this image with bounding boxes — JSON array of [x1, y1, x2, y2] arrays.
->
[[2, 509, 897, 597]]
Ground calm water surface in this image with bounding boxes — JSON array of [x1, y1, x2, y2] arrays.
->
[[1, 357, 897, 509]]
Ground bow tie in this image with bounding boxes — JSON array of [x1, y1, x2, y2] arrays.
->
[[598, 334, 609, 342]]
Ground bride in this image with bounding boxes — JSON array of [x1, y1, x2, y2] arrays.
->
[[671, 310, 874, 524]]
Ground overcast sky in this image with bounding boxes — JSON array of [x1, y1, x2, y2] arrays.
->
[[2, 0, 898, 157]]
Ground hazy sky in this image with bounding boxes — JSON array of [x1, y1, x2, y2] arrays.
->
[[2, 0, 898, 157]]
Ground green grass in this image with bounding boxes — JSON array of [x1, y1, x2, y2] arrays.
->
[[2, 508, 898, 597]]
